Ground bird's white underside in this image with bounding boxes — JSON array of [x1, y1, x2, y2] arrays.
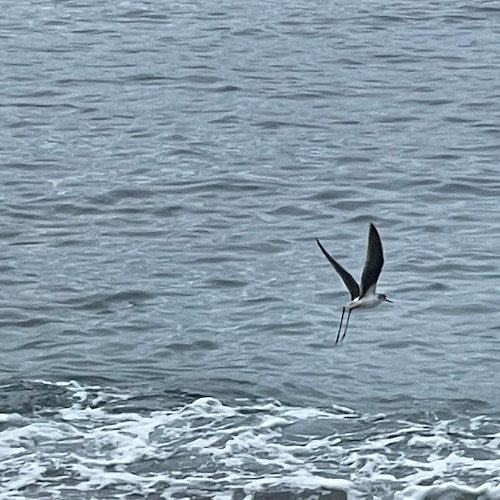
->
[[345, 286, 383, 311]]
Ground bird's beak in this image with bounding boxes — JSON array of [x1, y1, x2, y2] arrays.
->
[[386, 298, 393, 303]]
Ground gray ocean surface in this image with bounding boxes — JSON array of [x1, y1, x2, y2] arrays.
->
[[1, 1, 500, 499]]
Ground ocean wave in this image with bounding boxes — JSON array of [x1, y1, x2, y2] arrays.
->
[[0, 380, 499, 499]]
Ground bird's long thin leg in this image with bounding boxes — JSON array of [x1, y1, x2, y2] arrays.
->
[[340, 310, 352, 342], [335, 307, 345, 344]]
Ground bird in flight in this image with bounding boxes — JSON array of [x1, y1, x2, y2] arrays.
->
[[316, 223, 392, 343]]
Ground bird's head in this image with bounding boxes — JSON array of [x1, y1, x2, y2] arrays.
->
[[378, 293, 393, 303]]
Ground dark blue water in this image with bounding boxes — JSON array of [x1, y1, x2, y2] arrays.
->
[[1, 1, 500, 498]]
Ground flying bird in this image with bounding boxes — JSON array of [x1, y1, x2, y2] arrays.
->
[[316, 223, 392, 343]]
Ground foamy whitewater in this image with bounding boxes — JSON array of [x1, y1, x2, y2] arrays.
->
[[0, 381, 499, 499]]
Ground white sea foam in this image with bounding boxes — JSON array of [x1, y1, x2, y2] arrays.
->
[[242, 471, 352, 497], [407, 434, 453, 448], [0, 413, 24, 424], [0, 380, 499, 499], [398, 481, 500, 500]]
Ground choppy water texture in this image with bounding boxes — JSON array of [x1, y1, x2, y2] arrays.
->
[[1, 1, 500, 498]]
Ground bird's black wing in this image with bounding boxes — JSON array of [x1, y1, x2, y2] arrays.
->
[[360, 223, 384, 298], [316, 238, 360, 300]]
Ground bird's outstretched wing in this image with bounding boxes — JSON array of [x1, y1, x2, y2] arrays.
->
[[360, 223, 384, 298], [316, 238, 360, 300]]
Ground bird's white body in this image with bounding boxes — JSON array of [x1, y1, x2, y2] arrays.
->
[[345, 289, 385, 311]]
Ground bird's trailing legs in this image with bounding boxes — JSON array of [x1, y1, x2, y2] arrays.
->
[[341, 310, 352, 343], [335, 307, 345, 344], [336, 307, 353, 344]]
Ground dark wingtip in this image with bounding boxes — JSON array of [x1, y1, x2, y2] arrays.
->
[[369, 223, 381, 238]]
